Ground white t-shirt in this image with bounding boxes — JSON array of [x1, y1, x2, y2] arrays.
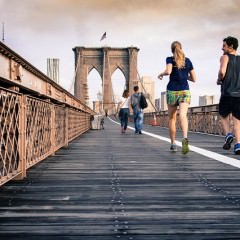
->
[[120, 97, 130, 109]]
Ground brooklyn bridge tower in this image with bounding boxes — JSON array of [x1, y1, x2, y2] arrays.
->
[[73, 46, 139, 113]]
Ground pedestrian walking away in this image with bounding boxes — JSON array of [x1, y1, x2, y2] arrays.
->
[[130, 85, 145, 134], [100, 117, 104, 130], [118, 89, 130, 134], [158, 41, 196, 154], [217, 36, 240, 155]]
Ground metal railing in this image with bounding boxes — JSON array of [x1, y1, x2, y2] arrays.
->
[[0, 41, 94, 186], [143, 104, 228, 136], [0, 87, 91, 186]]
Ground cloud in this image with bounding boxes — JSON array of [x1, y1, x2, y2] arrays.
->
[[1, 0, 240, 105]]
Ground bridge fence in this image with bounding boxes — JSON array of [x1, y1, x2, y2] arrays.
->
[[0, 41, 94, 187], [0, 87, 91, 187], [1, 92, 231, 187], [143, 104, 230, 135]]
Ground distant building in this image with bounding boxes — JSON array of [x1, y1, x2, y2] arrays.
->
[[155, 98, 161, 112], [138, 76, 155, 112], [199, 95, 215, 106], [161, 91, 168, 111], [47, 58, 59, 84]]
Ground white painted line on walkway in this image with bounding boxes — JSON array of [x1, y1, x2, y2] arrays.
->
[[109, 118, 240, 169]]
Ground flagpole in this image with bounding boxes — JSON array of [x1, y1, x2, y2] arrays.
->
[[100, 32, 107, 46]]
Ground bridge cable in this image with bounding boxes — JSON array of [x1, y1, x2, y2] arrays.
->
[[132, 52, 160, 114], [68, 51, 80, 94]]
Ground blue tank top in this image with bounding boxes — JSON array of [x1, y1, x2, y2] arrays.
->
[[166, 57, 194, 91]]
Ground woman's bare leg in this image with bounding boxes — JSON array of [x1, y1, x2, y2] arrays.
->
[[168, 105, 178, 144]]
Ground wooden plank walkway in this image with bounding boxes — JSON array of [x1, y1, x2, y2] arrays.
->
[[1, 118, 240, 239]]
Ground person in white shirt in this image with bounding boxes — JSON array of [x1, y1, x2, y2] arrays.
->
[[118, 89, 131, 133]]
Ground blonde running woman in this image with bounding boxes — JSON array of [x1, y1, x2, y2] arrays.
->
[[158, 41, 196, 154]]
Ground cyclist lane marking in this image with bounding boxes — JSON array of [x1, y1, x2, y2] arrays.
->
[[109, 118, 240, 169]]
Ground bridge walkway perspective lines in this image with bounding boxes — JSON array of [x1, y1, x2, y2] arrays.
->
[[0, 118, 240, 239]]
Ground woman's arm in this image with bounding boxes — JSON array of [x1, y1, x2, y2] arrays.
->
[[158, 63, 172, 80], [188, 69, 196, 82]]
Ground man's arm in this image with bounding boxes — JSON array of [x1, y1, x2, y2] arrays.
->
[[217, 55, 229, 84]]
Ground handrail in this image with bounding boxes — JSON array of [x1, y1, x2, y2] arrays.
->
[[0, 87, 92, 186], [0, 41, 94, 187], [143, 104, 227, 136], [0, 41, 93, 114]]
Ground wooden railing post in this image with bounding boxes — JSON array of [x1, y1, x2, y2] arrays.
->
[[50, 104, 55, 155], [65, 107, 69, 146], [15, 95, 26, 180]]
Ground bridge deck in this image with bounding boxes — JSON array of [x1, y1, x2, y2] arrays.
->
[[1, 118, 240, 239]]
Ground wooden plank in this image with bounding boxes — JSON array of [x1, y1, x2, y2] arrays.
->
[[0, 119, 240, 239]]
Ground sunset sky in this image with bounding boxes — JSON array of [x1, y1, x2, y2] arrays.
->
[[1, 0, 240, 106]]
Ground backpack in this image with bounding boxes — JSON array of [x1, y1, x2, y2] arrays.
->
[[139, 93, 148, 109]]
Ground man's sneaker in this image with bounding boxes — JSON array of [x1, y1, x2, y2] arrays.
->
[[223, 133, 234, 150], [139, 130, 142, 134], [234, 143, 240, 155], [170, 144, 177, 152], [182, 138, 189, 154]]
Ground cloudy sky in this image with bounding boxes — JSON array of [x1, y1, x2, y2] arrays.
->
[[1, 0, 240, 106]]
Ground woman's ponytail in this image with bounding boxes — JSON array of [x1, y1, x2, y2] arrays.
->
[[171, 41, 185, 69]]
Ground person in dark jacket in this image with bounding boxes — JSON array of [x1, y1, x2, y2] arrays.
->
[[130, 85, 144, 134]]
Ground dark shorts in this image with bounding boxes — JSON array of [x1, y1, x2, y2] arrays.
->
[[219, 96, 240, 120]]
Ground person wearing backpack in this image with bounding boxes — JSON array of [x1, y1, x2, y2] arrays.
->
[[130, 85, 144, 134]]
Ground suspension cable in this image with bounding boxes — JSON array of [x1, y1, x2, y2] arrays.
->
[[132, 52, 159, 113], [69, 50, 81, 94]]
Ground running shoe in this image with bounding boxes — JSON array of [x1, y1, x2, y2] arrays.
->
[[223, 133, 234, 150], [234, 143, 240, 155], [170, 144, 177, 152], [182, 138, 189, 154]]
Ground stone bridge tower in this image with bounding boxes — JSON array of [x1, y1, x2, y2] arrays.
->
[[72, 47, 139, 113]]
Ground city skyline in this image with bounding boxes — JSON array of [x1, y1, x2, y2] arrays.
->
[[1, 0, 240, 107]]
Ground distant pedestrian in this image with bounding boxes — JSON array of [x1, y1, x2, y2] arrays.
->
[[90, 115, 94, 130], [100, 117, 104, 130], [130, 85, 144, 134], [217, 36, 240, 155], [118, 89, 130, 133], [158, 41, 196, 154]]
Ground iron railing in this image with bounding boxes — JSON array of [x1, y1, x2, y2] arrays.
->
[[0, 87, 91, 186], [0, 41, 93, 186], [143, 104, 228, 136]]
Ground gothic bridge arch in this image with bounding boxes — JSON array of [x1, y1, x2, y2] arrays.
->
[[72, 47, 139, 112]]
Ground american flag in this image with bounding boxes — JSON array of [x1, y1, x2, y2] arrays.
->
[[100, 32, 106, 41]]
